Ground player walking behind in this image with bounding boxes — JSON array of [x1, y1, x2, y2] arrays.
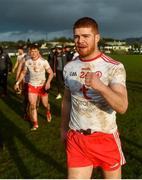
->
[[15, 44, 54, 130]]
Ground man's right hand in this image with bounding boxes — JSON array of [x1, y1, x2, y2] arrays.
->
[[14, 83, 20, 92]]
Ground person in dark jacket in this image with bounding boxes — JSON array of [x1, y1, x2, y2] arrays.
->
[[53, 45, 67, 99], [0, 46, 12, 97]]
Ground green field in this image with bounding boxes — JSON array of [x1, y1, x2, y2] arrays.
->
[[0, 54, 142, 179]]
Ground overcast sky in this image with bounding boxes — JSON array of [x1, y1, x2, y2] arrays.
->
[[0, 0, 142, 41]]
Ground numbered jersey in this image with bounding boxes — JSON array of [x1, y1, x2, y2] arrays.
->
[[63, 53, 126, 134]]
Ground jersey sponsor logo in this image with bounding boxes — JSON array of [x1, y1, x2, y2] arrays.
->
[[95, 71, 102, 77], [69, 72, 77, 76], [102, 54, 120, 65]]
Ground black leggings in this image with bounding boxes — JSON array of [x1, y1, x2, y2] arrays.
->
[[56, 70, 64, 93], [0, 73, 8, 95]]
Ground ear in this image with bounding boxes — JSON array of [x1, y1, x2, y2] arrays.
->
[[95, 34, 100, 43]]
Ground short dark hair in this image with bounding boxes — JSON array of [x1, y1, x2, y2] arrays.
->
[[73, 17, 99, 34], [17, 45, 24, 50], [29, 43, 39, 50]]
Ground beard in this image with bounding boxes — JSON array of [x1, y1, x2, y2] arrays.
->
[[76, 46, 95, 58]]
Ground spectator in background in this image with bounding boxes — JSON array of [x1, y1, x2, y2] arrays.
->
[[14, 47, 31, 121], [64, 45, 74, 62], [48, 47, 56, 71], [12, 46, 26, 95], [12, 46, 26, 74], [72, 47, 79, 60], [0, 46, 12, 97], [53, 45, 67, 100]]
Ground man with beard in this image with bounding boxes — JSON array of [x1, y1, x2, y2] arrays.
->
[[61, 17, 128, 179]]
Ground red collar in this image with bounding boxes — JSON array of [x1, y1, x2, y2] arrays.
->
[[80, 52, 103, 62]]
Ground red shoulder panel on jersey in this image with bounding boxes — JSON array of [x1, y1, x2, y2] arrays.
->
[[80, 52, 103, 62], [101, 53, 120, 65]]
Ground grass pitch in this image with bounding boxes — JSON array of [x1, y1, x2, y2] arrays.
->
[[0, 54, 142, 178]]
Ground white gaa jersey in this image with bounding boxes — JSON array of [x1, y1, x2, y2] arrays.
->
[[17, 53, 26, 62], [63, 53, 126, 134], [24, 57, 50, 86]]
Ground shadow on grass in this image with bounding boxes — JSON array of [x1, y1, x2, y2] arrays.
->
[[0, 87, 66, 178], [121, 135, 142, 163], [127, 80, 142, 92], [5, 79, 141, 178], [0, 109, 66, 178]]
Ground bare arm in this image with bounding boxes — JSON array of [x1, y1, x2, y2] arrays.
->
[[17, 69, 27, 83], [85, 73, 128, 114], [16, 60, 24, 80], [14, 68, 27, 91], [12, 60, 19, 73], [61, 88, 71, 143], [45, 67, 54, 90], [98, 83, 128, 114]]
